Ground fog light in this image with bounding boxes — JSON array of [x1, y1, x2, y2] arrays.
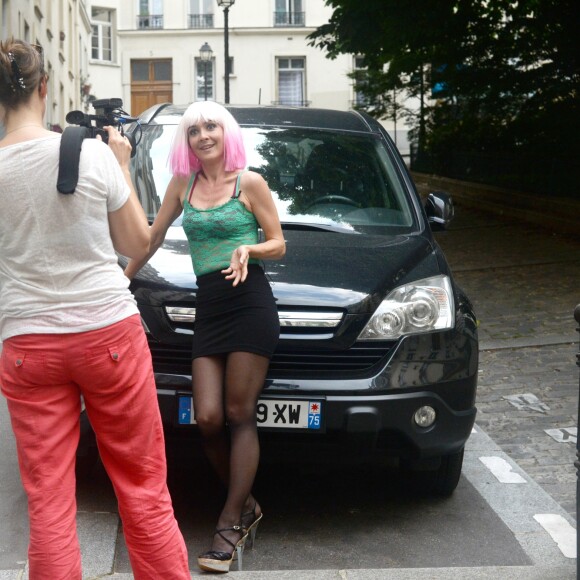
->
[[414, 406, 436, 428]]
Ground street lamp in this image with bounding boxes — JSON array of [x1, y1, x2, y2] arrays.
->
[[216, 0, 235, 104], [199, 42, 213, 101]]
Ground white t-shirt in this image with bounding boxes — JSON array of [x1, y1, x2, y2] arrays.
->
[[0, 134, 139, 341]]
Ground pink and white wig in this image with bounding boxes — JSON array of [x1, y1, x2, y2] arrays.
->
[[169, 101, 247, 176]]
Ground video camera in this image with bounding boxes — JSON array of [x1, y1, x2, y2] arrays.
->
[[65, 98, 140, 157], [57, 98, 142, 194]]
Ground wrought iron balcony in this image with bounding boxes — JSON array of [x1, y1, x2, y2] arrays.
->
[[274, 11, 305, 27], [188, 13, 214, 28], [271, 100, 311, 107], [137, 15, 164, 30]]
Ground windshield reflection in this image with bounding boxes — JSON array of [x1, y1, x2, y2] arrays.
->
[[133, 124, 415, 232]]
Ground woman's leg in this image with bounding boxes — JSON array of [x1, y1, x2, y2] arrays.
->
[[0, 335, 82, 580], [191, 354, 229, 485], [75, 316, 189, 580], [191, 356, 260, 517], [215, 351, 269, 552], [193, 354, 243, 558]]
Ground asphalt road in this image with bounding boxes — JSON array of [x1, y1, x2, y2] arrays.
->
[[0, 201, 578, 579]]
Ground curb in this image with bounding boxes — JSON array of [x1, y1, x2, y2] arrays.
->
[[100, 566, 575, 579]]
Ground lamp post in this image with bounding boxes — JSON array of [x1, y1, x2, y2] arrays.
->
[[199, 42, 213, 101], [217, 0, 235, 104]]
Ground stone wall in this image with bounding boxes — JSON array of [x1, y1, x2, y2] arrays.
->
[[411, 172, 579, 237]]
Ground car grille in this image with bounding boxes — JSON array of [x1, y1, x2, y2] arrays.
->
[[147, 339, 395, 378], [164, 307, 345, 336]]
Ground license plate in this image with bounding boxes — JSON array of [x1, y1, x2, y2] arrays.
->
[[178, 397, 323, 430]]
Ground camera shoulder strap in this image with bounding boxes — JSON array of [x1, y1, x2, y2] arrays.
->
[[57, 126, 91, 194]]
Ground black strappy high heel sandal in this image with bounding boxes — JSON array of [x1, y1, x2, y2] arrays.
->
[[197, 525, 248, 573], [241, 501, 263, 549]]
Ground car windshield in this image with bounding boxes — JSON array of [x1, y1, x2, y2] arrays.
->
[[131, 123, 416, 233]]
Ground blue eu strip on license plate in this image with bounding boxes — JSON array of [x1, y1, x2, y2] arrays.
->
[[178, 397, 322, 430], [178, 396, 193, 425]]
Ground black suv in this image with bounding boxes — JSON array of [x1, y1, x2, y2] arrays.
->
[[121, 104, 478, 495]]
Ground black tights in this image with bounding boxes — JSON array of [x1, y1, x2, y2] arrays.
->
[[192, 351, 269, 550]]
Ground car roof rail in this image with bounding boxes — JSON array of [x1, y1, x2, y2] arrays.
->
[[137, 102, 173, 124]]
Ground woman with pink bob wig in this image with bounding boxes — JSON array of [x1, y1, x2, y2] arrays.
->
[[125, 100, 285, 573], [169, 100, 247, 176]]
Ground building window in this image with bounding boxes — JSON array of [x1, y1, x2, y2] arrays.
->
[[274, 0, 304, 27], [91, 8, 113, 61], [137, 0, 163, 29], [189, 0, 214, 28], [196, 58, 214, 100], [132, 59, 172, 82], [276, 57, 308, 107], [353, 56, 370, 107]]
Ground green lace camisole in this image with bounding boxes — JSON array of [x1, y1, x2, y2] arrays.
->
[[182, 171, 260, 277]]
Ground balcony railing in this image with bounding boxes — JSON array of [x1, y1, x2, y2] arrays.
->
[[271, 100, 311, 108], [137, 15, 164, 29], [188, 13, 214, 28], [274, 11, 305, 27]]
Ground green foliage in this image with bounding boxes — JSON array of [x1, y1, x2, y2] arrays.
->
[[309, 0, 580, 182]]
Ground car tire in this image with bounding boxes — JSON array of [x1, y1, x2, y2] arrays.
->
[[402, 447, 464, 497]]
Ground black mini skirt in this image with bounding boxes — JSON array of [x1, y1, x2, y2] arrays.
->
[[191, 264, 280, 359]]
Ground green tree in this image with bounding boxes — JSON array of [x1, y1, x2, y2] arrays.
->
[[309, 0, 579, 193]]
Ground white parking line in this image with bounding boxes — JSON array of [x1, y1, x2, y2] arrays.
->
[[503, 393, 550, 413], [467, 426, 577, 568], [534, 514, 577, 558], [479, 456, 527, 483], [545, 428, 577, 444]]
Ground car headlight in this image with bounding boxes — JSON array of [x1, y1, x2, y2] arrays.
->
[[358, 275, 454, 340]]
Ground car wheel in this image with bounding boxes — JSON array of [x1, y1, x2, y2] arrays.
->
[[401, 448, 464, 497]]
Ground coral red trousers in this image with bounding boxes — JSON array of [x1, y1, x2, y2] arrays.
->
[[0, 315, 190, 580]]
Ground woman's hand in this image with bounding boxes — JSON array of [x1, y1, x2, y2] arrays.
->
[[222, 245, 250, 286], [100, 125, 132, 170]]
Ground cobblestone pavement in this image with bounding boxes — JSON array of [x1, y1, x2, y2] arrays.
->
[[434, 203, 580, 519]]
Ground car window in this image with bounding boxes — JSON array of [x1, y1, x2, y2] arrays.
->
[[130, 123, 175, 221], [131, 123, 416, 232]]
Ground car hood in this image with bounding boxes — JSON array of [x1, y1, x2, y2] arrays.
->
[[130, 226, 441, 310]]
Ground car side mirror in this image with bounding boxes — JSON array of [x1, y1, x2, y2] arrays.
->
[[425, 191, 454, 231]]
